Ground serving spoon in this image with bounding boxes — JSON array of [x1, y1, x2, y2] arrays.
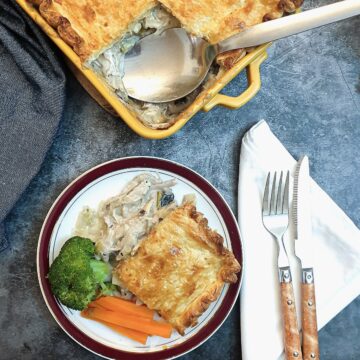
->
[[122, 0, 360, 103]]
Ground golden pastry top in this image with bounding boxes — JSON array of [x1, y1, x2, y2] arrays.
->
[[31, 0, 157, 62], [159, 0, 303, 44], [116, 203, 240, 335], [29, 0, 302, 62]]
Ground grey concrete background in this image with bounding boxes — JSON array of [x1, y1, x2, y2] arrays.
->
[[1, 0, 359, 359]]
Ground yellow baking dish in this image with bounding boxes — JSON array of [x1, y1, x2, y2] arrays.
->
[[16, 0, 271, 139]]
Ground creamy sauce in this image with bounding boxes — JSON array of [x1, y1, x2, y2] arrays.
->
[[75, 173, 177, 260]]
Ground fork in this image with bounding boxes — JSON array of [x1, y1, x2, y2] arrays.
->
[[262, 171, 303, 360]]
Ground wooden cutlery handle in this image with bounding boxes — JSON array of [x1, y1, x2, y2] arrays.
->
[[280, 267, 303, 360], [301, 269, 320, 360]]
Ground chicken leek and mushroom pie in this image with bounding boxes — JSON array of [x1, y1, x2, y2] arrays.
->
[[30, 0, 302, 129]]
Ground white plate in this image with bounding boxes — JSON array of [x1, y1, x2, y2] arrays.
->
[[38, 157, 243, 359]]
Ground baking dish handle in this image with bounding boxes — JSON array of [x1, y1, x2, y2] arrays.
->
[[202, 51, 268, 112]]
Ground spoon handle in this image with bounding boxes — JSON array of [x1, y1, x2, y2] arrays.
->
[[218, 0, 360, 52]]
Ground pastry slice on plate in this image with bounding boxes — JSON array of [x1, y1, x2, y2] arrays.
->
[[116, 202, 241, 335]]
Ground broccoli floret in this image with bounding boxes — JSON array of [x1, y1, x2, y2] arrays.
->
[[48, 236, 113, 311], [59, 236, 95, 257], [98, 283, 119, 297], [89, 259, 111, 283]]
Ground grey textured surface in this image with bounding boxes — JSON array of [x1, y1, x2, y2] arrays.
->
[[1, 0, 359, 359]]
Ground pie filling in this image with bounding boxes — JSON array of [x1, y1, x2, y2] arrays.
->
[[89, 5, 220, 129]]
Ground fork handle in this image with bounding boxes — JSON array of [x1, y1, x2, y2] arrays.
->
[[279, 267, 303, 360]]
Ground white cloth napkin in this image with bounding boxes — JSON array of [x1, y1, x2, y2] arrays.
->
[[238, 120, 360, 360]]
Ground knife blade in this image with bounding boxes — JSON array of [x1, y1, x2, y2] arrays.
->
[[293, 156, 313, 268], [293, 155, 320, 360]]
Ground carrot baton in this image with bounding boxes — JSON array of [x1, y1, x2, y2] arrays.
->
[[90, 296, 154, 319], [105, 323, 148, 345], [81, 309, 148, 344], [84, 306, 173, 338]]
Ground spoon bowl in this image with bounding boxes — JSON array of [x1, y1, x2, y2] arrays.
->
[[123, 28, 217, 103]]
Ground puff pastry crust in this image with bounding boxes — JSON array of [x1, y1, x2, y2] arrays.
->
[[29, 0, 303, 62], [158, 0, 303, 44], [29, 0, 157, 62], [116, 203, 241, 335]]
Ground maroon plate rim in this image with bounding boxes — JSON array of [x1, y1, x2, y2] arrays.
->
[[37, 157, 243, 360]]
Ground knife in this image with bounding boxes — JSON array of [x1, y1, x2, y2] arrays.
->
[[293, 156, 320, 360]]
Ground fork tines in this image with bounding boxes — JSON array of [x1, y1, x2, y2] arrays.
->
[[263, 171, 290, 216]]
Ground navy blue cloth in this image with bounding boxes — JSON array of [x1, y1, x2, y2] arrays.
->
[[0, 0, 66, 251]]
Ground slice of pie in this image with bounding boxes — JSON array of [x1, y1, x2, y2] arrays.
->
[[116, 203, 241, 335]]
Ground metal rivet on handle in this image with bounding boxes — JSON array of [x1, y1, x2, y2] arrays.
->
[[308, 300, 313, 306], [293, 351, 299, 357], [287, 300, 293, 305], [310, 353, 316, 358]]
